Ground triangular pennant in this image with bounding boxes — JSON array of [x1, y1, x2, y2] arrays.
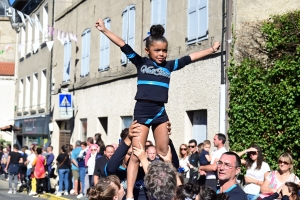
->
[[60, 32, 65, 45], [31, 17, 35, 25], [5, 45, 13, 51], [52, 28, 55, 37], [48, 26, 52, 36], [11, 7, 15, 23], [33, 43, 39, 53], [16, 10, 26, 25], [0, 50, 4, 55], [73, 34, 77, 42], [24, 14, 33, 26], [46, 41, 54, 51], [18, 44, 22, 52]]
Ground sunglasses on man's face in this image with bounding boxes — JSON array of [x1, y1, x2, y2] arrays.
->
[[91, 149, 97, 151], [188, 145, 195, 148]]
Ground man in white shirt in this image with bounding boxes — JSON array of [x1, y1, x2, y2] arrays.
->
[[199, 133, 227, 191]]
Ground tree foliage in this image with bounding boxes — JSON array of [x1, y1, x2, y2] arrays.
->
[[228, 10, 300, 176]]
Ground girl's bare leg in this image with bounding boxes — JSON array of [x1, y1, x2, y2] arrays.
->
[[153, 122, 169, 157], [126, 124, 149, 199]]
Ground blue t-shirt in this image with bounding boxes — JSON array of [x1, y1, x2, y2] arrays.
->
[[120, 44, 192, 103], [199, 150, 210, 165], [71, 147, 82, 170]]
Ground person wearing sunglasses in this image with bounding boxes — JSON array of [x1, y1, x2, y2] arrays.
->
[[236, 144, 270, 200], [260, 153, 299, 198], [187, 139, 199, 183], [179, 144, 190, 182]]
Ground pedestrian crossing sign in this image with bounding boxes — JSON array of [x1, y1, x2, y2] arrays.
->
[[59, 94, 72, 108]]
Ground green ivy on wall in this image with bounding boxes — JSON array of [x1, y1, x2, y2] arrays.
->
[[228, 10, 300, 176]]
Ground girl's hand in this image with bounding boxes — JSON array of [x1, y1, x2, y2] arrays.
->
[[212, 42, 220, 52], [281, 185, 291, 197], [128, 120, 141, 140], [246, 147, 257, 153], [95, 19, 106, 31], [133, 142, 146, 161], [166, 121, 172, 135], [159, 146, 172, 162]]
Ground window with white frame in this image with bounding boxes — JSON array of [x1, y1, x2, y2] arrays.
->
[[99, 18, 111, 71], [186, 110, 207, 144], [42, 3, 48, 42], [25, 76, 30, 111], [18, 79, 24, 112], [21, 27, 26, 57], [32, 73, 38, 109], [151, 0, 167, 29], [63, 41, 71, 82], [121, 116, 133, 129], [81, 29, 91, 77], [0, 1, 7, 17], [121, 5, 135, 65], [40, 70, 47, 108], [35, 13, 40, 45], [27, 21, 32, 53], [187, 0, 208, 44]]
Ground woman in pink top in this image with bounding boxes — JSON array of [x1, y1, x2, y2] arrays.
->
[[32, 147, 46, 197]]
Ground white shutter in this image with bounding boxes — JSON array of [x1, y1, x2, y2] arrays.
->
[[121, 9, 129, 65], [104, 19, 110, 69], [99, 31, 105, 70], [198, 0, 208, 39], [159, 0, 167, 29], [187, 0, 198, 42], [81, 32, 86, 76], [151, 0, 158, 24], [128, 6, 135, 49], [85, 30, 91, 76]]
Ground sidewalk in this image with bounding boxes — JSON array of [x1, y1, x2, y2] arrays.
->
[[0, 178, 82, 200]]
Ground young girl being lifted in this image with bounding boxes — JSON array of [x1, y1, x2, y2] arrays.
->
[[95, 19, 220, 200]]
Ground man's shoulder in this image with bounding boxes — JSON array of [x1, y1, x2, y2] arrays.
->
[[227, 185, 247, 200]]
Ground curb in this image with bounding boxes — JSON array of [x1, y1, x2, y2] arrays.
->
[[41, 193, 70, 200]]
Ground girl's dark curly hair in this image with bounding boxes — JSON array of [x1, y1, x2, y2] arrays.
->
[[88, 175, 121, 200], [175, 183, 200, 200], [145, 24, 168, 49], [245, 144, 264, 170]]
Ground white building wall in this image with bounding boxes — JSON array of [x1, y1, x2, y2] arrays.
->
[[0, 77, 15, 142]]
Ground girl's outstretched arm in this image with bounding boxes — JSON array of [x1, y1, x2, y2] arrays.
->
[[95, 18, 125, 47], [189, 42, 220, 62]]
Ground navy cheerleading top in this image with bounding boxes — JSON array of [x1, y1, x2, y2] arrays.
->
[[120, 44, 192, 103]]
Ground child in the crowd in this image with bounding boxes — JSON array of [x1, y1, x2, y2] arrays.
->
[[95, 19, 220, 199], [198, 140, 211, 185]]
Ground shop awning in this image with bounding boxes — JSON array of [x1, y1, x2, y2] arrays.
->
[[0, 125, 13, 131]]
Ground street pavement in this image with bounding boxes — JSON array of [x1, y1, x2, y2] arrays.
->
[[0, 179, 80, 200]]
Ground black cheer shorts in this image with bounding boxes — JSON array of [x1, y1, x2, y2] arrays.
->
[[134, 101, 169, 126]]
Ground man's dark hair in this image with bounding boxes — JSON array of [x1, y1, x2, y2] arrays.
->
[[23, 146, 28, 150], [188, 139, 197, 146], [120, 128, 129, 140], [145, 144, 155, 151], [216, 133, 226, 144], [105, 145, 114, 151], [144, 160, 177, 200], [48, 146, 53, 151], [198, 186, 217, 200], [13, 144, 19, 150], [81, 142, 87, 147], [223, 152, 241, 167]]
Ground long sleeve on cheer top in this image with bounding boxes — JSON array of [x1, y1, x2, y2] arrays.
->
[[104, 140, 130, 176]]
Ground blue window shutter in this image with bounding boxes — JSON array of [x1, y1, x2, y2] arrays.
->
[[159, 0, 167, 29], [198, 0, 208, 39], [128, 6, 135, 50], [81, 32, 86, 76], [187, 0, 198, 42], [151, 0, 158, 24], [63, 42, 68, 81], [121, 8, 129, 65], [85, 30, 91, 76], [104, 19, 111, 69]]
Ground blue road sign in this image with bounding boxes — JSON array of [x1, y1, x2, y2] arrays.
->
[[59, 94, 72, 108]]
